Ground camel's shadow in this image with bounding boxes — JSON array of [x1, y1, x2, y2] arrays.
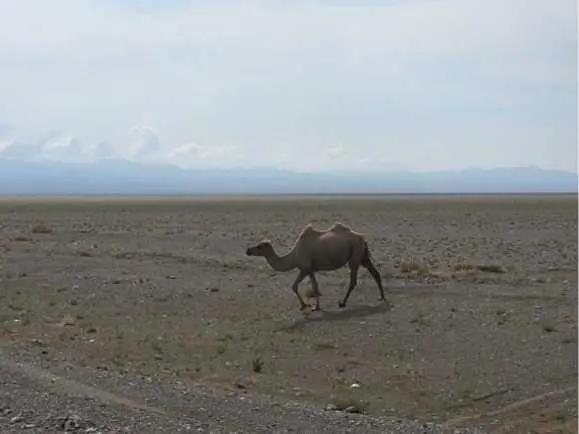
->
[[279, 300, 393, 331]]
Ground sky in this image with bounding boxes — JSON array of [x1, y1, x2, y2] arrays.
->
[[0, 0, 576, 172]]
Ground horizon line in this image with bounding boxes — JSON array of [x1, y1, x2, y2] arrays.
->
[[0, 192, 577, 200], [0, 157, 577, 174]]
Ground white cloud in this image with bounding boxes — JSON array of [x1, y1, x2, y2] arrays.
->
[[0, 133, 89, 163], [86, 140, 121, 160], [0, 0, 575, 171], [124, 125, 162, 161], [164, 142, 244, 168]]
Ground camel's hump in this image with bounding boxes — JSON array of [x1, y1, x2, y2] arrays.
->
[[297, 224, 316, 237], [297, 222, 353, 239], [330, 222, 352, 232]]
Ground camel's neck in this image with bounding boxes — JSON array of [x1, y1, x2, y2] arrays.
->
[[265, 248, 296, 272]]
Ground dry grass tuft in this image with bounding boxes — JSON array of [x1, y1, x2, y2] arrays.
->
[[453, 263, 475, 272], [31, 222, 53, 234], [314, 341, 337, 351], [476, 264, 505, 273], [329, 394, 368, 414], [252, 358, 264, 373], [398, 262, 432, 277]]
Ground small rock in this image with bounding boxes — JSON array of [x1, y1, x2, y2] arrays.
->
[[58, 415, 81, 431], [10, 415, 23, 424], [350, 382, 361, 389], [325, 403, 338, 411], [166, 275, 176, 280], [70, 299, 78, 306], [344, 405, 361, 414], [59, 315, 76, 327], [64, 419, 78, 431]]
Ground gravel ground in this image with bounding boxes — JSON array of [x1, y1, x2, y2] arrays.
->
[[0, 348, 484, 433], [0, 195, 576, 433]]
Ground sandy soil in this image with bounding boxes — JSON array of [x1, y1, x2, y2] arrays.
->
[[0, 195, 577, 433]]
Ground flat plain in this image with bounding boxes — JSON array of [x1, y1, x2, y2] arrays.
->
[[0, 195, 577, 433]]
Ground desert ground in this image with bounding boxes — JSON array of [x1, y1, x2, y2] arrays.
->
[[0, 195, 577, 433]]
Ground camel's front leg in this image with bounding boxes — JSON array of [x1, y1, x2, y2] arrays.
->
[[291, 270, 308, 310], [308, 272, 322, 311], [338, 266, 359, 308]]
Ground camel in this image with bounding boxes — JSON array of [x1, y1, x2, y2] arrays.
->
[[245, 222, 386, 311]]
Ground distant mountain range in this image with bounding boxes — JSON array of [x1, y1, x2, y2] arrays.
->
[[0, 157, 576, 195]]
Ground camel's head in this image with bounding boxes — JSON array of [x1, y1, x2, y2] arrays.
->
[[246, 240, 273, 257]]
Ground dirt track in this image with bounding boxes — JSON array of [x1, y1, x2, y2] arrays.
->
[[0, 195, 577, 433]]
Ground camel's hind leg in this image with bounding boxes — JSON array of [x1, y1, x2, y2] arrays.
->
[[362, 255, 385, 301], [291, 270, 308, 311], [308, 272, 322, 311], [338, 265, 359, 308]]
